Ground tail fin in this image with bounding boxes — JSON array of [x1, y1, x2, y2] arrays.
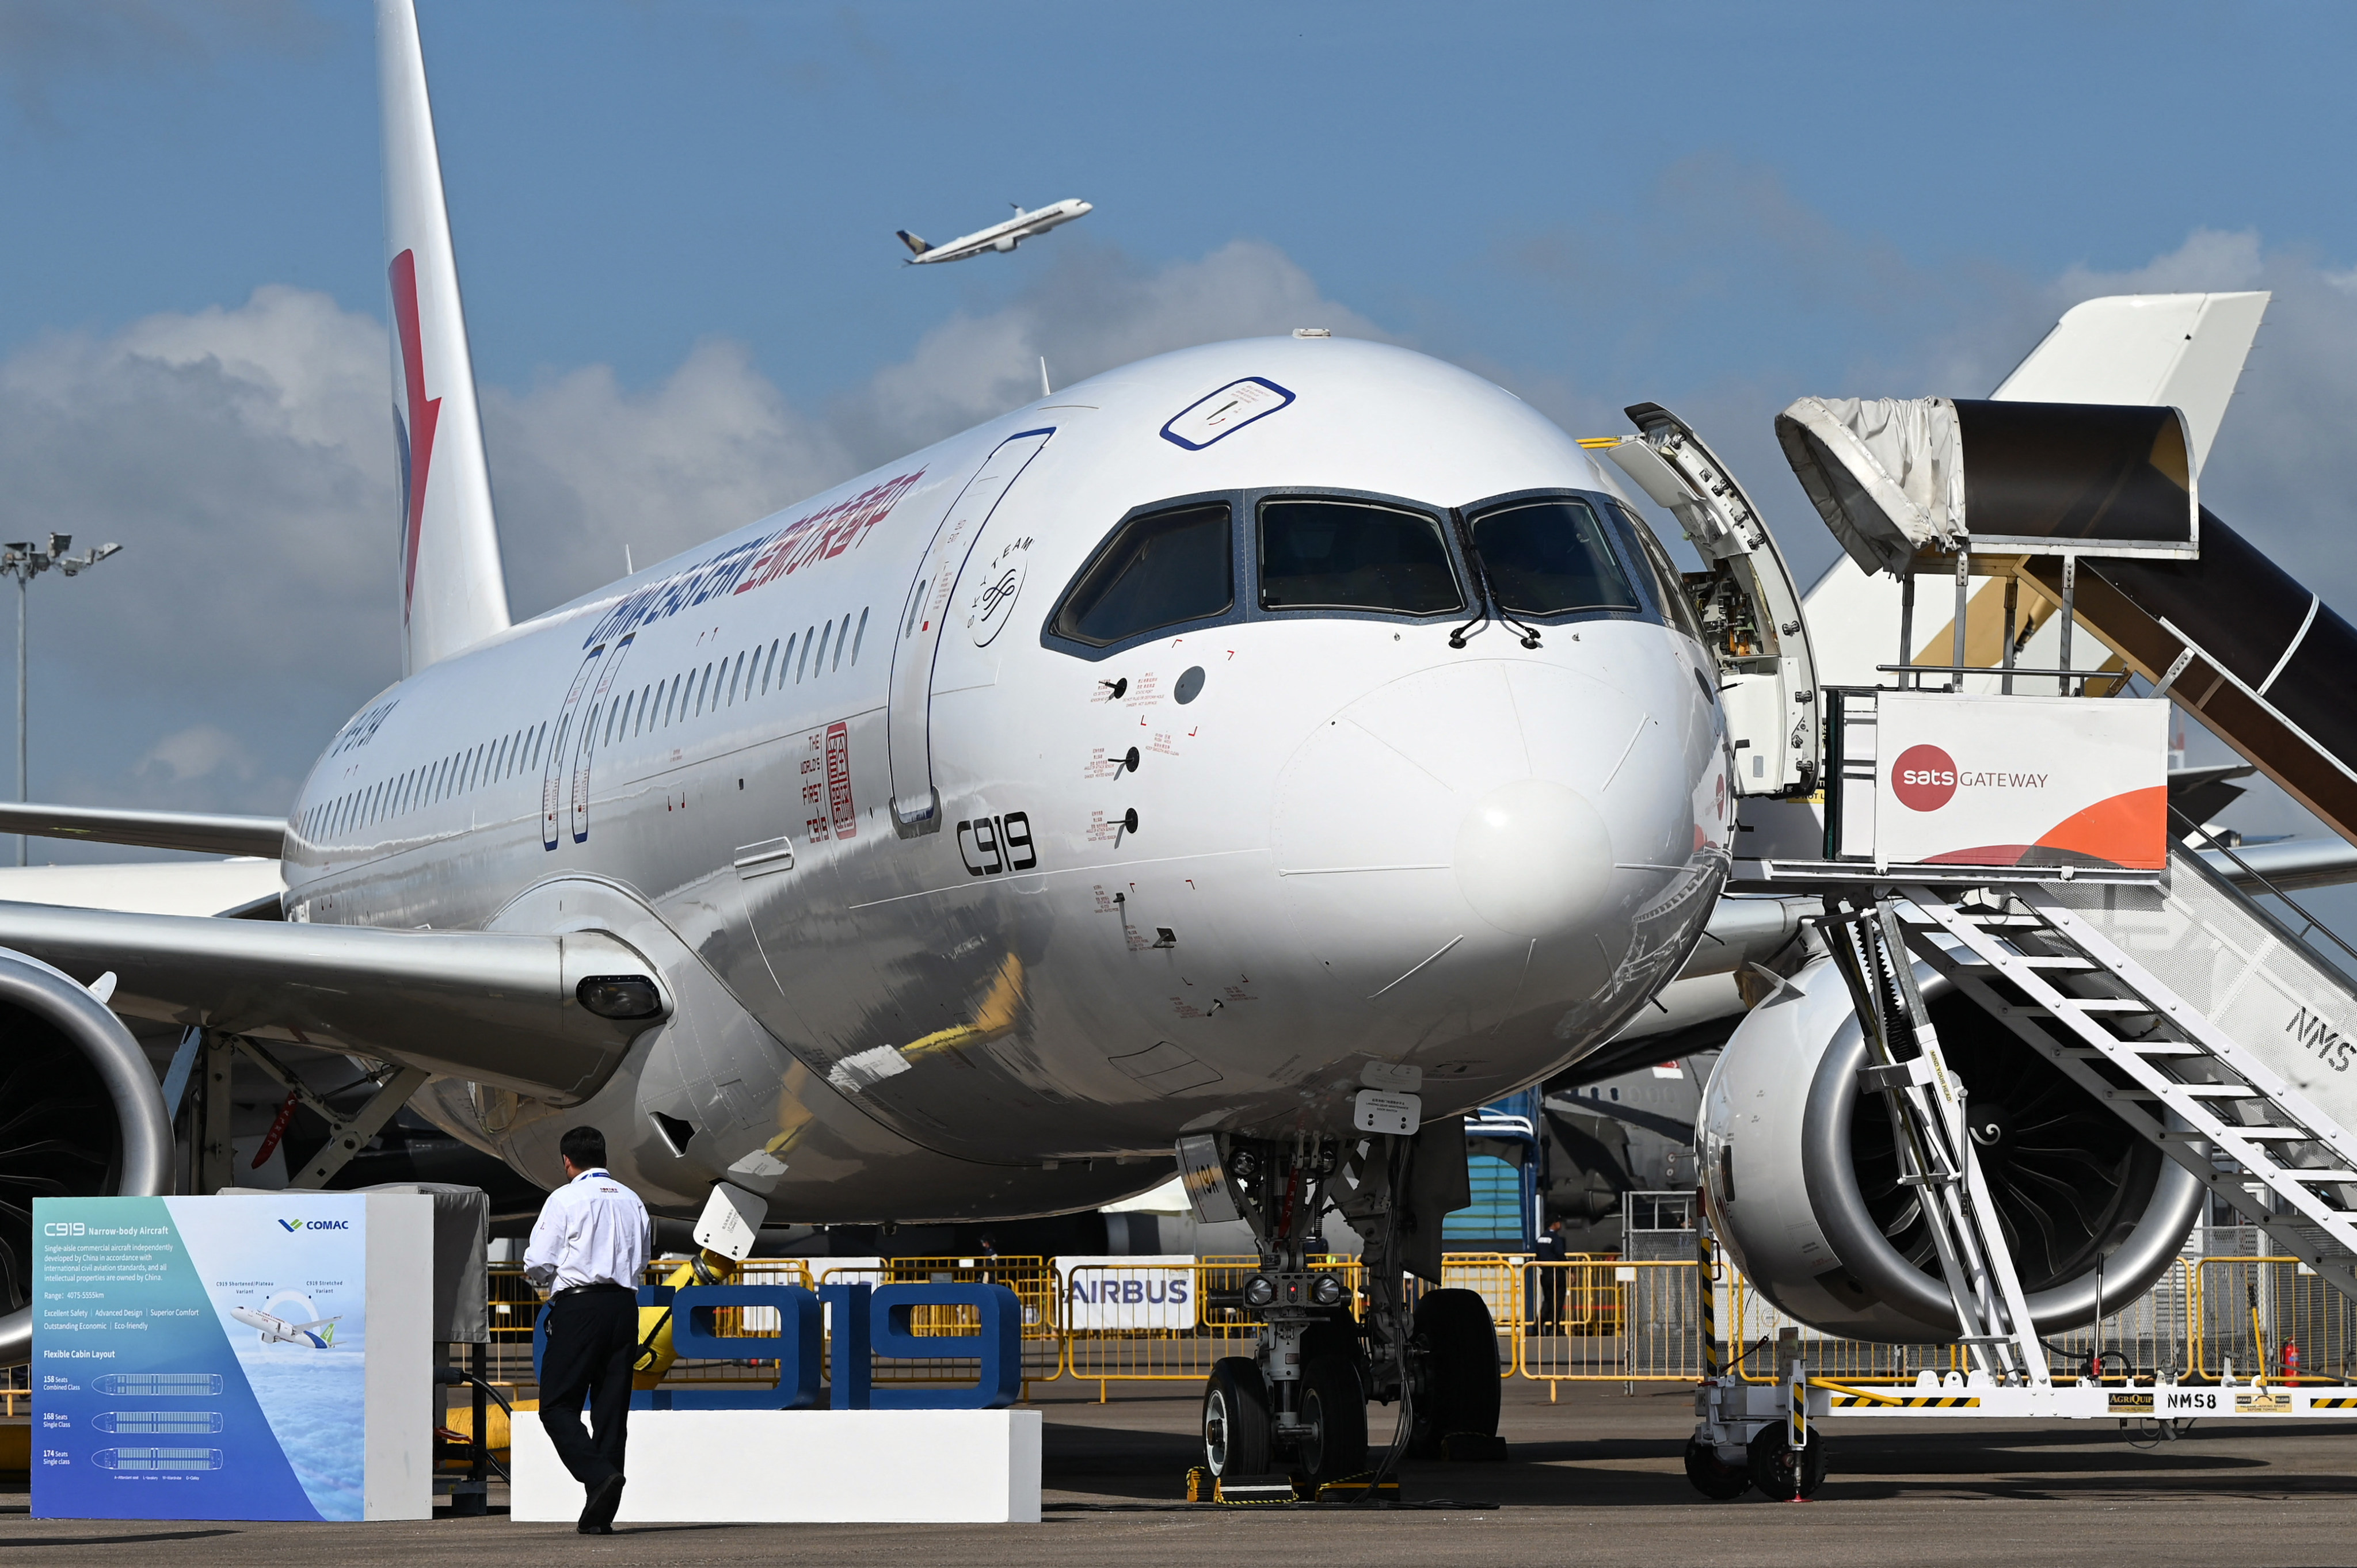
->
[[379, 0, 511, 676], [896, 229, 932, 256]]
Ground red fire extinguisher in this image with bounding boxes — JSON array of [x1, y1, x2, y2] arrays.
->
[[2284, 1341, 2301, 1382]]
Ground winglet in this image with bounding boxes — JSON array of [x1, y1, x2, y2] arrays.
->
[[896, 229, 932, 257], [378, 0, 512, 677]]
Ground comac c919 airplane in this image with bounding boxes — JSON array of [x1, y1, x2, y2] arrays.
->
[[12, 0, 2279, 1489], [227, 1306, 340, 1349]]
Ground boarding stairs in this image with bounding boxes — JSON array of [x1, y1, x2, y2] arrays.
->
[[1894, 844, 2357, 1308]]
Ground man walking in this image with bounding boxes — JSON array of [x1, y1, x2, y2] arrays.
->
[[525, 1126, 650, 1535]]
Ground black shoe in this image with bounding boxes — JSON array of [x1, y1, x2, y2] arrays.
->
[[579, 1472, 625, 1531]]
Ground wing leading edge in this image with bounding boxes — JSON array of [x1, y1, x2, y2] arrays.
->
[[0, 901, 661, 1103], [0, 802, 284, 859]]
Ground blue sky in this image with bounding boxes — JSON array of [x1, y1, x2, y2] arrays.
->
[[2, 0, 2355, 884]]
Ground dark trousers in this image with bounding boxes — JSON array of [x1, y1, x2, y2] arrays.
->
[[539, 1284, 638, 1489]]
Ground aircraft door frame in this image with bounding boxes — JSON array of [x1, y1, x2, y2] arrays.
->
[[885, 426, 1055, 830], [569, 631, 635, 844], [543, 642, 603, 850]]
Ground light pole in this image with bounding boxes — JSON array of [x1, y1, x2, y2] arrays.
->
[[0, 536, 123, 867]]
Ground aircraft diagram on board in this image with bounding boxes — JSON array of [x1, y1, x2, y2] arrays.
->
[[228, 1306, 340, 1349], [896, 198, 1091, 264]]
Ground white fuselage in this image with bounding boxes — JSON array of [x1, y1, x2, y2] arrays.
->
[[282, 337, 1731, 1221]]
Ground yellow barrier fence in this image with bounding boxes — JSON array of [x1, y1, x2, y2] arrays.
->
[[1520, 1260, 1704, 1392], [1061, 1257, 1360, 1399], [470, 1245, 2340, 1405], [2192, 1256, 2357, 1383]]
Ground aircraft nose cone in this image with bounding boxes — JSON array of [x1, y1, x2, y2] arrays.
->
[[1273, 658, 1665, 1019], [1452, 778, 1614, 938]]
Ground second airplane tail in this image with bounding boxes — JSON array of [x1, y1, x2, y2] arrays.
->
[[378, 0, 512, 677]]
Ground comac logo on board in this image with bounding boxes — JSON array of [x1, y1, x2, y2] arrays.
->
[[277, 1219, 351, 1233]]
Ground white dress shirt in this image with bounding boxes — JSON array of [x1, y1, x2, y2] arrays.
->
[[524, 1167, 652, 1292]]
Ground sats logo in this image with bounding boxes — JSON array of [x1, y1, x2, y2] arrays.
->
[[278, 1219, 351, 1233], [1890, 745, 1959, 812]]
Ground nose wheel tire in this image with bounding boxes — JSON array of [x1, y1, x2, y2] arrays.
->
[[1202, 1357, 1273, 1478], [1294, 1356, 1369, 1488], [1408, 1287, 1501, 1458], [1746, 1425, 1827, 1501], [1682, 1436, 1751, 1500]]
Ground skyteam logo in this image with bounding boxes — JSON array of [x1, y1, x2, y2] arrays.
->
[[279, 1218, 352, 1233]]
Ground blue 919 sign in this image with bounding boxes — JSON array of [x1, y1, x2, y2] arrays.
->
[[535, 1282, 1022, 1411]]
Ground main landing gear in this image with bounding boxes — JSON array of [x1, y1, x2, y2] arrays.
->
[[1183, 1127, 1503, 1494]]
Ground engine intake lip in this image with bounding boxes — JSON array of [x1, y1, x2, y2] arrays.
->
[[0, 948, 174, 1365], [1799, 970, 2204, 1341]]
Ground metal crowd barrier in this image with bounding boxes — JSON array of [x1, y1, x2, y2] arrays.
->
[[1519, 1259, 1705, 1393], [470, 1237, 2348, 1406]]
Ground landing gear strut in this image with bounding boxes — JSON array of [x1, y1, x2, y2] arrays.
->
[[1179, 1125, 1501, 1491]]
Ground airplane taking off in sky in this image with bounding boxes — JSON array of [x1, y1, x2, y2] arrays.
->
[[228, 1306, 340, 1349], [7, 0, 2352, 1494], [896, 198, 1092, 264]]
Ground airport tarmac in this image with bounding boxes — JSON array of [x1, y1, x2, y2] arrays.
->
[[5, 1376, 2354, 1566]]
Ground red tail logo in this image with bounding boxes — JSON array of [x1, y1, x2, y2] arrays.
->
[[389, 249, 439, 627]]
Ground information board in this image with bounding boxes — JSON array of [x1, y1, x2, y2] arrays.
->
[[31, 1193, 431, 1521]]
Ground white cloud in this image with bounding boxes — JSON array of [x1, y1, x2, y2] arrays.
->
[[136, 724, 255, 783]]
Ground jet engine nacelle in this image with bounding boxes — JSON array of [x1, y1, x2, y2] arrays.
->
[[1699, 952, 2202, 1342], [0, 948, 174, 1364]]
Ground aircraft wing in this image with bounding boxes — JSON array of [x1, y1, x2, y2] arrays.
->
[[289, 1316, 342, 1332], [0, 802, 284, 859], [0, 901, 661, 1102]]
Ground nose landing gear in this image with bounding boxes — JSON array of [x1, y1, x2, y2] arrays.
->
[[1183, 1123, 1503, 1495]]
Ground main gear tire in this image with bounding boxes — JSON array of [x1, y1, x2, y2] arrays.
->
[[1409, 1287, 1501, 1457]]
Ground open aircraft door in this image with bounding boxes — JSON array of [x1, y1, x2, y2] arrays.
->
[[885, 426, 1057, 831], [1597, 403, 1821, 797]]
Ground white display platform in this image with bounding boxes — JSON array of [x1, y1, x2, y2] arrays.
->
[[511, 1409, 1042, 1524]]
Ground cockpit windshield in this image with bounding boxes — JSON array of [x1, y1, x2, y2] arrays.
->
[[1259, 498, 1463, 616], [1467, 497, 1640, 617]]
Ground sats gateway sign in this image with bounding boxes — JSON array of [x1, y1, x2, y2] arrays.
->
[[1874, 693, 2169, 870]]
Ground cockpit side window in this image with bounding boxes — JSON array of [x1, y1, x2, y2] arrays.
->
[[1610, 501, 1709, 646], [1466, 497, 1640, 616], [1258, 498, 1463, 616], [1050, 501, 1234, 648]]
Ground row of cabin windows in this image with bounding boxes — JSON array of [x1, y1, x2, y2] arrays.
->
[[572, 605, 871, 763], [301, 605, 871, 844], [303, 720, 551, 842]]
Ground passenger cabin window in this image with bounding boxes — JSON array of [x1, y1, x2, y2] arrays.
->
[[1467, 498, 1641, 617], [1259, 498, 1461, 615], [1052, 501, 1233, 647]]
